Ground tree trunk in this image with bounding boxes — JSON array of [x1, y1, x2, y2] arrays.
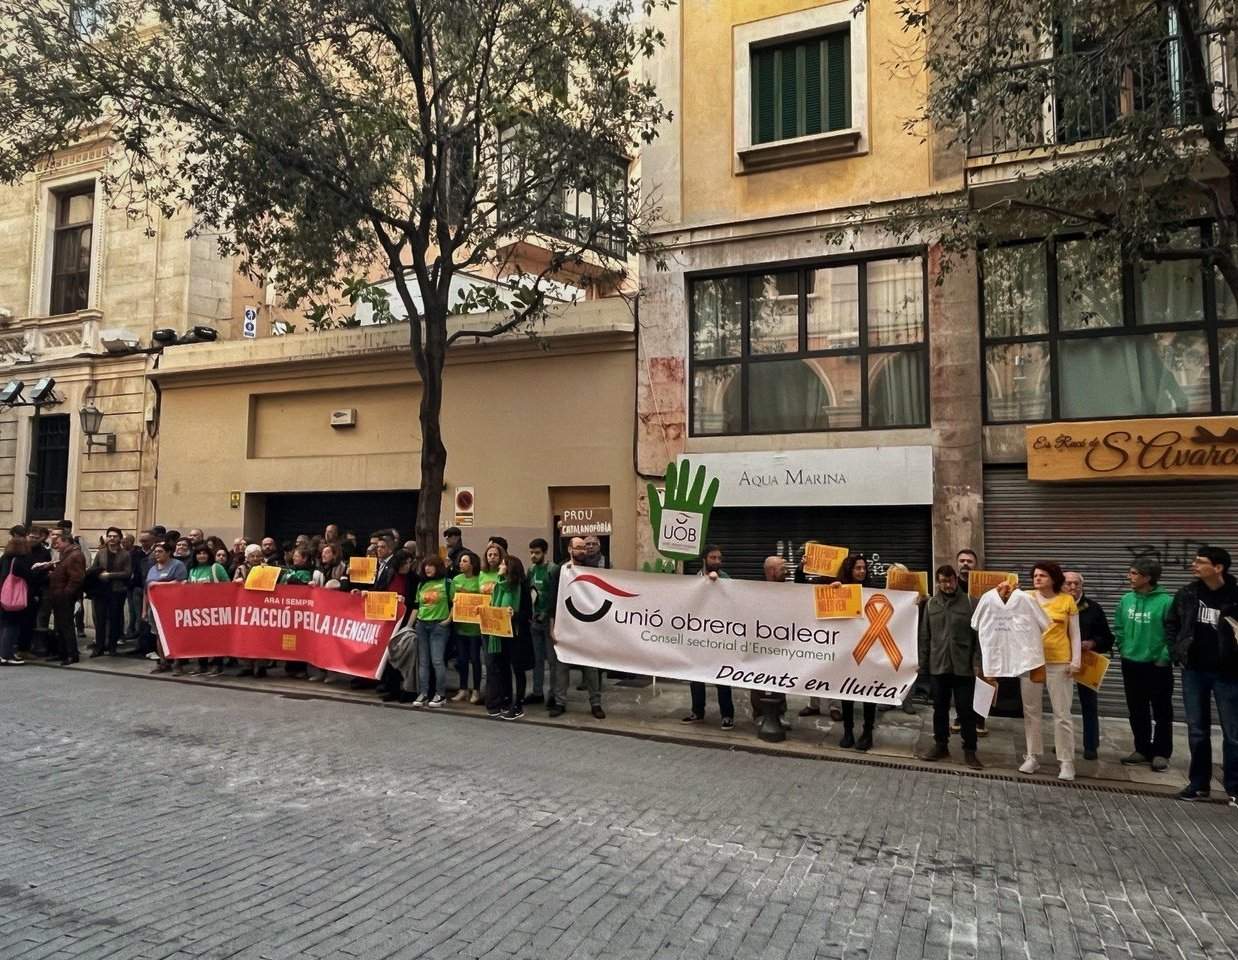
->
[[415, 336, 448, 561]]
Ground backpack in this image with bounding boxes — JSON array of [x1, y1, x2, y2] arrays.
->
[[1, 565, 28, 612]]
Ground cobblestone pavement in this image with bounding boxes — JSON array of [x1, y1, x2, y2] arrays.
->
[[2, 670, 1237, 960]]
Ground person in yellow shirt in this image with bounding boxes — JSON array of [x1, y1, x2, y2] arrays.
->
[[1015, 562, 1082, 781]]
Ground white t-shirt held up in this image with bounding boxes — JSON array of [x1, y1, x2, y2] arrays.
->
[[971, 588, 1052, 677]]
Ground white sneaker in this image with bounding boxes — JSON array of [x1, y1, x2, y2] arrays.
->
[[1018, 756, 1040, 775], [1058, 761, 1076, 782], [427, 695, 445, 708], [412, 694, 428, 708], [0, 657, 23, 665]]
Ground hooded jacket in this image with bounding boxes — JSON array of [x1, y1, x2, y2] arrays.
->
[[1166, 573, 1238, 674], [1113, 586, 1173, 664]]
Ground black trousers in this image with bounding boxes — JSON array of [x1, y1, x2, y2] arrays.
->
[[932, 674, 978, 751], [841, 700, 876, 731], [51, 596, 78, 661], [1121, 659, 1174, 759], [689, 682, 734, 719], [92, 592, 126, 653], [485, 649, 525, 711]]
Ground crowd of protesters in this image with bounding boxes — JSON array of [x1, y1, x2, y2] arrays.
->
[[0, 519, 1235, 807]]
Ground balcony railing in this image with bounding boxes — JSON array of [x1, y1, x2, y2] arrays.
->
[[967, 29, 1234, 159]]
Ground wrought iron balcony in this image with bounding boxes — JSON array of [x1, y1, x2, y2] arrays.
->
[[966, 30, 1234, 159]]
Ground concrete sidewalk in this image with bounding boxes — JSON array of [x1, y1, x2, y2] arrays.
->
[[21, 648, 1222, 800]]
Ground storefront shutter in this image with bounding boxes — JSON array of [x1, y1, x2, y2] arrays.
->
[[688, 505, 932, 583]]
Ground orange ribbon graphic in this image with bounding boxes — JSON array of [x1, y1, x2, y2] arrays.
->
[[851, 594, 902, 670]]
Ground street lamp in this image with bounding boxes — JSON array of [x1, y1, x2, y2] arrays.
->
[[79, 403, 116, 455]]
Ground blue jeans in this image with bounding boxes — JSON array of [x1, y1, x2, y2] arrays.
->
[[1182, 668, 1238, 795], [415, 620, 449, 698]]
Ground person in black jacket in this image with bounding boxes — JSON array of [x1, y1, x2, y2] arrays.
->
[[1166, 546, 1238, 803], [1063, 571, 1114, 761], [22, 525, 52, 657], [0, 525, 35, 665]]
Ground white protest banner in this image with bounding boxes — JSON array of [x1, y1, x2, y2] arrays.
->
[[553, 565, 919, 704]]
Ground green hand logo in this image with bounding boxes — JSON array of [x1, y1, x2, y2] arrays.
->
[[647, 458, 719, 564]]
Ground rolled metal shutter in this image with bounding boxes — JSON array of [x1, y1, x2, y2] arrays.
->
[[691, 505, 933, 582], [983, 466, 1238, 611]]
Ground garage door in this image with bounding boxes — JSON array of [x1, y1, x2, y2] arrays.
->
[[689, 505, 933, 582], [983, 467, 1238, 612]]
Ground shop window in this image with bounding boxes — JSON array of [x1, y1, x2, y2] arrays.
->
[[49, 183, 95, 316], [689, 253, 928, 436], [981, 226, 1238, 422], [751, 30, 850, 145], [31, 415, 70, 518]]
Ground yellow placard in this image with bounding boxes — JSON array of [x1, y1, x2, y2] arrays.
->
[[244, 565, 280, 591], [802, 543, 848, 578], [479, 605, 514, 637], [1075, 651, 1111, 692], [281, 634, 297, 652], [886, 569, 929, 596], [813, 584, 862, 619], [967, 570, 1019, 599], [364, 591, 400, 622], [348, 556, 377, 584], [452, 592, 489, 625]]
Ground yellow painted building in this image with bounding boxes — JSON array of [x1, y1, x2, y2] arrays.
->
[[637, 0, 979, 579]]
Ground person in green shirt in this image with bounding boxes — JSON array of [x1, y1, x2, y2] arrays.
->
[[486, 555, 533, 720], [451, 551, 483, 703], [1115, 557, 1176, 769], [414, 555, 453, 707], [186, 544, 229, 676], [525, 537, 557, 704]]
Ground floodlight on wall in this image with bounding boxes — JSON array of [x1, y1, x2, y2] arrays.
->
[[0, 380, 24, 405], [28, 378, 57, 404], [79, 403, 116, 455], [151, 328, 178, 346], [177, 325, 218, 344]]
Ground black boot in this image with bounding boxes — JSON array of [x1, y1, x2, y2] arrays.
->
[[839, 725, 855, 749], [855, 726, 873, 752]]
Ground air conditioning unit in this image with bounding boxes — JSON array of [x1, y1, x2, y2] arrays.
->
[[329, 408, 357, 428]]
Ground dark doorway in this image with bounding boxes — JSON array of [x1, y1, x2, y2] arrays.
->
[[31, 414, 71, 519], [264, 490, 418, 546]]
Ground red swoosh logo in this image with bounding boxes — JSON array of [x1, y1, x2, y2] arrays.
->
[[571, 574, 639, 598]]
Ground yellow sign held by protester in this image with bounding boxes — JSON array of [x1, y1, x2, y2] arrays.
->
[[802, 543, 848, 578], [813, 584, 862, 619], [452, 592, 489, 625], [479, 605, 514, 637], [244, 565, 280, 592], [967, 570, 1019, 599], [886, 569, 928, 596], [348, 556, 377, 584], [364, 591, 400, 622], [1075, 651, 1111, 692]]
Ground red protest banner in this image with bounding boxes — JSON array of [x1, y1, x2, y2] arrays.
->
[[147, 582, 402, 679]]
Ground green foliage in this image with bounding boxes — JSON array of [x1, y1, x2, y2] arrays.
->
[[0, 0, 671, 550]]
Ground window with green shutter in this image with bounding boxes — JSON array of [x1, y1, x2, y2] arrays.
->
[[751, 30, 851, 145]]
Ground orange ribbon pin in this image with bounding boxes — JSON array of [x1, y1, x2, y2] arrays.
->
[[851, 594, 902, 670]]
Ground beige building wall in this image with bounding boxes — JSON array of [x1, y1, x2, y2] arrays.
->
[[0, 140, 235, 544], [152, 300, 638, 567]]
